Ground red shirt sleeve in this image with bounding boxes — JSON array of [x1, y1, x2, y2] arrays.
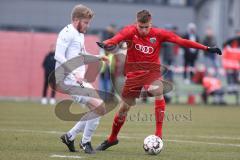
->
[[104, 25, 135, 45], [161, 30, 208, 50]]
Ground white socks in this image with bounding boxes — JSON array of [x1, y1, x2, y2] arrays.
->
[[67, 121, 86, 141], [82, 117, 100, 144], [67, 117, 100, 143]]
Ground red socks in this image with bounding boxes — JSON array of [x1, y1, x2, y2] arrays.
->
[[155, 99, 166, 139], [107, 99, 165, 142], [108, 113, 126, 143]]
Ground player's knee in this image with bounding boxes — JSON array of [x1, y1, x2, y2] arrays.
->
[[72, 95, 82, 103], [149, 81, 164, 96], [122, 98, 136, 106], [150, 88, 163, 97], [155, 94, 164, 100], [92, 98, 104, 107], [119, 104, 131, 115], [95, 103, 107, 116], [122, 107, 130, 114]]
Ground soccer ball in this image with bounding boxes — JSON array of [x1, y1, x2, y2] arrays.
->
[[143, 135, 163, 155]]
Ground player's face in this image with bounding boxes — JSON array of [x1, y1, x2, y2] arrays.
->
[[77, 18, 91, 33], [136, 21, 152, 36]]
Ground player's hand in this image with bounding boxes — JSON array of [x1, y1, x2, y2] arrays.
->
[[96, 42, 117, 52], [100, 55, 109, 63], [207, 47, 222, 55], [96, 42, 105, 48]]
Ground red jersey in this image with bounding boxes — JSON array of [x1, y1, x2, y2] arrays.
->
[[105, 24, 207, 74]]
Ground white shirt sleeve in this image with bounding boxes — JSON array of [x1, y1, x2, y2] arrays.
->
[[54, 29, 73, 64]]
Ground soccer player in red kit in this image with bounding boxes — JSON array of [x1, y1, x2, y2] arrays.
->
[[96, 10, 222, 151]]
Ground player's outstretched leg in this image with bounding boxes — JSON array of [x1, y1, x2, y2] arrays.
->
[[76, 95, 104, 154], [154, 98, 165, 138], [96, 98, 134, 151], [148, 80, 166, 139], [80, 117, 101, 154], [95, 112, 124, 151]]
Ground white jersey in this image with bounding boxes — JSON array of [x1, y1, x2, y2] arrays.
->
[[55, 24, 86, 80], [54, 24, 102, 105]]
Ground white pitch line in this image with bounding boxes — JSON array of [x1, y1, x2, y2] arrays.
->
[[1, 128, 240, 148], [168, 135, 240, 140], [166, 139, 240, 147], [0, 128, 65, 135], [1, 128, 239, 140], [0, 128, 132, 139], [50, 154, 83, 159], [1, 128, 239, 141]]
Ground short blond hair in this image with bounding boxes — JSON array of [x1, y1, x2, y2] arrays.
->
[[71, 4, 94, 21]]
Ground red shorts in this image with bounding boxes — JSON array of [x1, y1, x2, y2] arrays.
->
[[122, 71, 161, 98]]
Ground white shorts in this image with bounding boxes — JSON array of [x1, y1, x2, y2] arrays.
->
[[64, 77, 103, 106]]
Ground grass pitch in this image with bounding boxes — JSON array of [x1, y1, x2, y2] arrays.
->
[[0, 101, 240, 160]]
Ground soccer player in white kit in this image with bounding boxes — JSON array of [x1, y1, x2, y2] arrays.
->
[[55, 4, 108, 154]]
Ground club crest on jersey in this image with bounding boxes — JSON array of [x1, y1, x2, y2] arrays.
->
[[150, 37, 156, 44]]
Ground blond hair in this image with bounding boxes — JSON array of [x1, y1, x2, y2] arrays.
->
[[137, 10, 152, 23], [71, 4, 94, 21]]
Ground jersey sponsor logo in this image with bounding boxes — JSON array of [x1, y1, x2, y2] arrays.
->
[[135, 44, 154, 54]]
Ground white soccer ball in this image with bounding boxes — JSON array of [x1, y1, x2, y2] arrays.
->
[[143, 135, 163, 155]]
